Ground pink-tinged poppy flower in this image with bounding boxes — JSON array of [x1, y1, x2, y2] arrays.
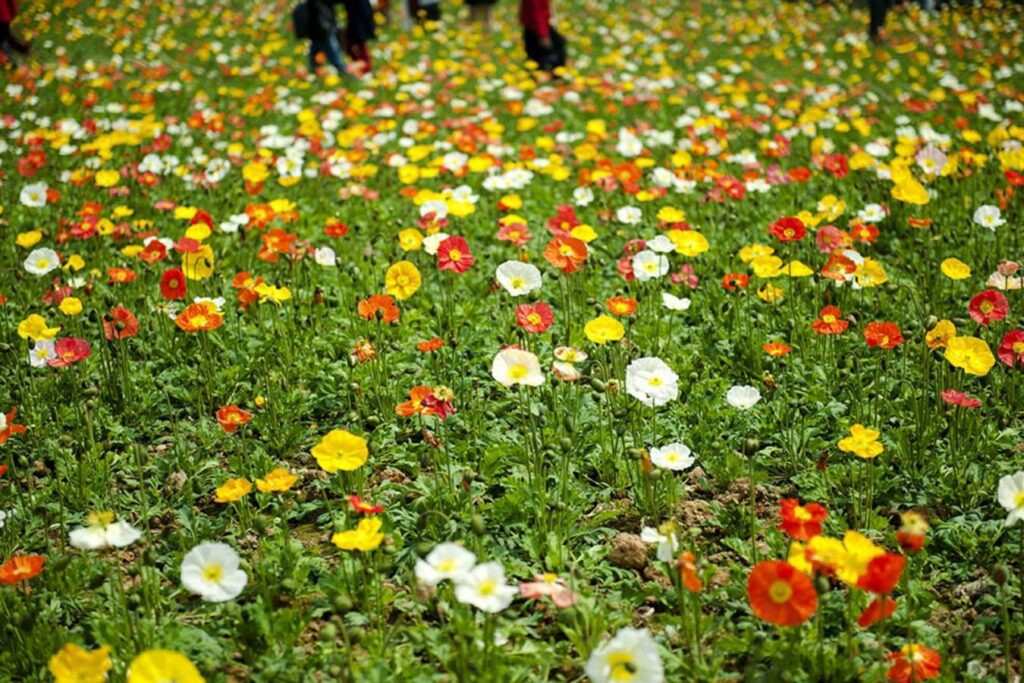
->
[[940, 389, 981, 408], [519, 573, 578, 608], [998, 330, 1024, 368], [48, 338, 91, 367], [436, 236, 474, 274], [515, 302, 554, 334], [967, 290, 1008, 326]]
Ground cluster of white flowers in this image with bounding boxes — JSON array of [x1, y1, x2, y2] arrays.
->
[[415, 542, 517, 613]]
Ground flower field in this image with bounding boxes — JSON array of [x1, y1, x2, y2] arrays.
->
[[2, 0, 1024, 680]]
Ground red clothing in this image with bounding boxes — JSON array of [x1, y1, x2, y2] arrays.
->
[[0, 0, 17, 23], [519, 0, 550, 40]]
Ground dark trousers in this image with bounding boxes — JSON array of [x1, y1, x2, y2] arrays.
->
[[524, 25, 566, 72], [869, 0, 889, 35], [310, 32, 346, 74]]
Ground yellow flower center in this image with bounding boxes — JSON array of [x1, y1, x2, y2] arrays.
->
[[607, 652, 637, 681], [510, 277, 525, 289], [768, 580, 793, 604], [477, 579, 496, 596], [1015, 491, 1024, 509], [508, 364, 528, 380], [437, 559, 456, 572], [203, 564, 224, 583], [822, 314, 836, 323], [793, 506, 812, 522], [527, 313, 542, 326], [1013, 342, 1024, 354], [647, 377, 663, 387], [448, 249, 462, 261]]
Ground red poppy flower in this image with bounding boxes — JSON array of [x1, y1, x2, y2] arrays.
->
[[769, 216, 807, 242], [811, 306, 848, 335], [0, 464, 7, 477], [788, 167, 812, 182], [324, 219, 349, 238], [48, 338, 91, 368], [823, 153, 849, 179], [216, 405, 253, 433], [543, 236, 588, 274], [516, 302, 554, 333], [886, 644, 941, 683], [939, 389, 981, 408], [864, 322, 903, 349], [357, 294, 399, 323], [421, 390, 455, 420], [747, 560, 817, 627], [546, 205, 580, 237], [858, 596, 898, 628], [138, 240, 168, 264], [967, 290, 1008, 327], [857, 552, 905, 594], [778, 499, 827, 541], [997, 330, 1024, 368], [0, 407, 27, 445], [0, 555, 45, 585], [160, 268, 187, 300], [348, 494, 385, 515], [436, 236, 475, 274], [606, 296, 638, 317], [896, 511, 929, 553], [722, 273, 750, 291], [103, 306, 139, 341]]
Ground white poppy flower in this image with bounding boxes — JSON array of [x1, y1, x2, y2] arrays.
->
[[414, 542, 477, 587], [625, 357, 679, 407], [997, 471, 1024, 527], [492, 348, 545, 387], [180, 542, 248, 603], [725, 384, 761, 410], [454, 561, 517, 613], [661, 292, 691, 311], [69, 512, 142, 550], [585, 627, 664, 683], [973, 205, 1005, 230], [495, 261, 542, 297], [19, 182, 48, 208], [650, 443, 694, 471], [314, 246, 337, 267], [24, 248, 60, 276], [632, 250, 669, 282]]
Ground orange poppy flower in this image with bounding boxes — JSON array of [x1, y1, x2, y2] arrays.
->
[[357, 294, 399, 323], [864, 321, 904, 349], [216, 405, 253, 433], [747, 560, 817, 627], [778, 499, 827, 541], [543, 236, 588, 274], [0, 555, 45, 585], [396, 386, 435, 417], [0, 407, 27, 445], [174, 302, 223, 333], [811, 306, 848, 335], [606, 296, 638, 317], [676, 551, 702, 592], [763, 341, 793, 358], [886, 644, 941, 683], [820, 252, 857, 282], [348, 494, 385, 515], [107, 267, 137, 284], [417, 337, 445, 353]]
